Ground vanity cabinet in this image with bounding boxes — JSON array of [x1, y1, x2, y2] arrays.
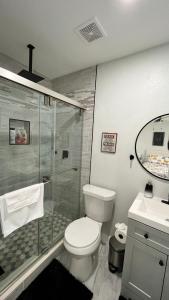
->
[[161, 258, 169, 300], [121, 219, 169, 300]]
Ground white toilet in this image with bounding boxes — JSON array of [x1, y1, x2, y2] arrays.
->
[[64, 184, 116, 281]]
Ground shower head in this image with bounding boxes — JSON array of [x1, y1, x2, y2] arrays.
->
[[18, 44, 44, 83]]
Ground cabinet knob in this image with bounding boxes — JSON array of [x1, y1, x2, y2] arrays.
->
[[144, 233, 149, 239], [159, 260, 164, 266]]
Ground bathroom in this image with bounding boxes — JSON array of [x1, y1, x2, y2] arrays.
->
[[0, 0, 169, 299]]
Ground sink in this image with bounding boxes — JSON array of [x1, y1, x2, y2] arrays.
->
[[128, 192, 169, 234]]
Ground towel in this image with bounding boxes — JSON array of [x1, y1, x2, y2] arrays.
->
[[0, 183, 44, 237]]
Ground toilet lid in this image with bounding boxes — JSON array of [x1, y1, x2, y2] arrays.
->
[[65, 217, 100, 248]]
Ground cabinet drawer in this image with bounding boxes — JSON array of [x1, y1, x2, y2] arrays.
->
[[128, 219, 169, 255]]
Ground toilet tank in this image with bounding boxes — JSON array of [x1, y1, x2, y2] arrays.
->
[[83, 184, 116, 222]]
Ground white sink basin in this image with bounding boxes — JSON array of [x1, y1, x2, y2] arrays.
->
[[129, 192, 169, 234]]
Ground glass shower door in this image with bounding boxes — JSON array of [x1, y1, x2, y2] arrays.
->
[[39, 97, 54, 253], [52, 100, 83, 242], [39, 98, 83, 247], [0, 78, 83, 291], [0, 77, 42, 290]]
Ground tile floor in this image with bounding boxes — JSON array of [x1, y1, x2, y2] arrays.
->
[[0, 210, 71, 289], [58, 240, 122, 300], [86, 242, 121, 300]]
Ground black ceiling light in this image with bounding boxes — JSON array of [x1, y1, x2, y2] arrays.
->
[[18, 44, 44, 83]]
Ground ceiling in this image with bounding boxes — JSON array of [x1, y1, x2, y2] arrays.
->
[[0, 0, 169, 79]]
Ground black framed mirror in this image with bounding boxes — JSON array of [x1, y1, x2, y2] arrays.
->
[[135, 114, 169, 181]]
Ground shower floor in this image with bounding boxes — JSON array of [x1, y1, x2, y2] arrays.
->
[[0, 209, 71, 291]]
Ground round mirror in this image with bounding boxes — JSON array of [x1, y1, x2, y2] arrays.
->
[[135, 114, 169, 180]]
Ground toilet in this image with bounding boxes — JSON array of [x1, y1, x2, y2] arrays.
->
[[64, 184, 116, 281]]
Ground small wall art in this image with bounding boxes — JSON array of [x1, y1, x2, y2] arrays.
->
[[9, 119, 30, 145], [152, 132, 165, 146], [101, 132, 117, 153]]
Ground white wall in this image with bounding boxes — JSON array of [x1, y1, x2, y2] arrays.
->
[[91, 43, 169, 227]]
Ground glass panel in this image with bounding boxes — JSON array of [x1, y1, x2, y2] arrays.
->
[[0, 78, 41, 290], [0, 78, 83, 292], [52, 101, 83, 242], [39, 97, 54, 253]]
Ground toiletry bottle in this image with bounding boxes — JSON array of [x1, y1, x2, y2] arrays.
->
[[10, 128, 16, 144], [144, 181, 153, 198]]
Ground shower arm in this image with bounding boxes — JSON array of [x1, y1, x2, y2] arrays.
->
[[28, 44, 35, 73]]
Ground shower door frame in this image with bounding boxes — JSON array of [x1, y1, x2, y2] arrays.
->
[[0, 67, 85, 110]]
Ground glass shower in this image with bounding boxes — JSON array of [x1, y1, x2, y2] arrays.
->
[[0, 77, 83, 291]]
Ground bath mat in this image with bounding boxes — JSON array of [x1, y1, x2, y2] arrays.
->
[[17, 259, 93, 300]]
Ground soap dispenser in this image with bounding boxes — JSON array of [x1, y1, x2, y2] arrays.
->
[[144, 181, 153, 198]]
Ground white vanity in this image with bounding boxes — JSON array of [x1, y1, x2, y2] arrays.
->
[[121, 193, 169, 300]]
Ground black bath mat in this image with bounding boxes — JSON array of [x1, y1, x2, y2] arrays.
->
[[17, 259, 93, 300]]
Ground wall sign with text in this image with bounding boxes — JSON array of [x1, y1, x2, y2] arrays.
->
[[101, 132, 117, 153]]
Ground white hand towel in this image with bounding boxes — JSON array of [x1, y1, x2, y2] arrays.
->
[[0, 183, 44, 237]]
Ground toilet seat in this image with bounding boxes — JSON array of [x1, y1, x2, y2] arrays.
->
[[64, 217, 101, 256]]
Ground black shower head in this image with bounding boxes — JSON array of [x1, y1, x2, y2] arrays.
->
[[18, 44, 44, 83], [18, 69, 44, 83]]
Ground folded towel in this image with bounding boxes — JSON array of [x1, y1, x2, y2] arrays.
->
[[0, 183, 44, 237], [5, 184, 40, 213]]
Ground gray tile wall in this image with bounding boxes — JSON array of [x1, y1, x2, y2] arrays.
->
[[52, 103, 83, 220], [52, 66, 97, 214], [0, 78, 42, 196]]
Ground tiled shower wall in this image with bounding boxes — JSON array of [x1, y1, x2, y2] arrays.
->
[[53, 104, 82, 219], [52, 66, 97, 214], [0, 75, 83, 290], [0, 52, 97, 215]]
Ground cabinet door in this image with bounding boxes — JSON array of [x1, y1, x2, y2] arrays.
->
[[122, 236, 167, 300], [161, 257, 169, 300]]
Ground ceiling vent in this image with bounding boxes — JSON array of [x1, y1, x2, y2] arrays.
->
[[75, 17, 107, 43]]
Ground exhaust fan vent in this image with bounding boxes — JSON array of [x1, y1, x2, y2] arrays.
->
[[75, 17, 106, 43]]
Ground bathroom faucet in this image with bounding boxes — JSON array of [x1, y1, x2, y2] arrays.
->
[[161, 194, 169, 205]]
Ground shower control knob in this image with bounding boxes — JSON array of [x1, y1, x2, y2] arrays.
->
[[144, 233, 149, 239], [159, 260, 164, 266]]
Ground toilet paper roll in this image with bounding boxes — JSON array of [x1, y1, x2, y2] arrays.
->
[[115, 229, 127, 244]]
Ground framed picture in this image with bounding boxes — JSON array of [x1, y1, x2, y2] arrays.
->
[[9, 119, 30, 145], [101, 132, 117, 153], [152, 132, 165, 146]]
